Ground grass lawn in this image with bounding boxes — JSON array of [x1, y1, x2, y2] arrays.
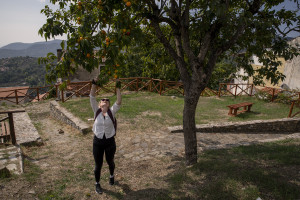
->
[[58, 92, 299, 199], [61, 91, 292, 126], [166, 138, 300, 200]]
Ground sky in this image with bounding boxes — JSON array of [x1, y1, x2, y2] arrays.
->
[[0, 0, 66, 48], [0, 0, 299, 48]]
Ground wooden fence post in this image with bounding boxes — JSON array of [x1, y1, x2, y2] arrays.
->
[[159, 81, 163, 95], [288, 101, 295, 118], [250, 84, 254, 96], [149, 78, 152, 92], [8, 113, 16, 145], [15, 90, 19, 105], [271, 88, 275, 102], [218, 84, 222, 97], [136, 78, 139, 91], [61, 89, 64, 103], [37, 88, 40, 101], [234, 84, 238, 98]]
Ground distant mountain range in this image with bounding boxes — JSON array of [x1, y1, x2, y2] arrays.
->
[[0, 40, 63, 59]]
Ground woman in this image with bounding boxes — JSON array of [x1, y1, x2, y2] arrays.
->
[[90, 79, 121, 194]]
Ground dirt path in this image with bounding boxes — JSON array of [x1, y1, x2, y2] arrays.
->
[[0, 101, 178, 199]]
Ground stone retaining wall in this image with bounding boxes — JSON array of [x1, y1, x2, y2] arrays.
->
[[50, 101, 91, 134], [168, 118, 300, 133]]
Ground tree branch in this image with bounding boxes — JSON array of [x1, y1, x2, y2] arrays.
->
[[180, 0, 198, 71], [150, 19, 189, 82]]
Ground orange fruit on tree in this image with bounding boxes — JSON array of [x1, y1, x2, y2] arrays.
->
[[80, 36, 83, 41], [98, 0, 102, 5], [86, 53, 91, 58], [122, 29, 127, 33], [123, 0, 128, 2], [116, 64, 120, 67], [77, 17, 81, 24], [114, 75, 118, 79], [105, 37, 110, 42], [126, 2, 131, 7], [78, 1, 82, 6]]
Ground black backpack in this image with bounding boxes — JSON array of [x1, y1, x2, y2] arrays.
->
[[94, 108, 117, 135]]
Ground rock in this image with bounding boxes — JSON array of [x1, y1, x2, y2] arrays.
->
[[28, 190, 36, 194], [6, 164, 17, 172], [58, 129, 64, 134], [171, 96, 176, 99]]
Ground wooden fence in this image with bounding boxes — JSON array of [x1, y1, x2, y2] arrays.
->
[[0, 110, 25, 145], [0, 85, 56, 105], [255, 86, 300, 102], [58, 78, 223, 102], [218, 83, 254, 97], [1, 79, 299, 119], [288, 99, 300, 118]]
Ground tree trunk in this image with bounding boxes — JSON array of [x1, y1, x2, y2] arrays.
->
[[183, 84, 203, 165]]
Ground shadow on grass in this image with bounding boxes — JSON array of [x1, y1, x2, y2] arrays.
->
[[100, 140, 300, 200], [163, 139, 300, 200], [103, 183, 172, 200]]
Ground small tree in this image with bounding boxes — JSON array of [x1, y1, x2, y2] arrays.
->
[[39, 0, 299, 165]]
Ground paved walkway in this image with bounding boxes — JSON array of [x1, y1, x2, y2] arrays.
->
[[117, 130, 300, 162]]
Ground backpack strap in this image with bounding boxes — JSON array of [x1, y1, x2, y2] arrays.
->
[[94, 108, 102, 120], [107, 109, 117, 134], [94, 108, 117, 135]]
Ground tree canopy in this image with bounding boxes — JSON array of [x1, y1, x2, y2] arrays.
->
[[39, 0, 300, 165]]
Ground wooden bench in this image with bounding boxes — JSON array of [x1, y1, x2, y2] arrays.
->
[[0, 121, 11, 143], [227, 102, 253, 116]]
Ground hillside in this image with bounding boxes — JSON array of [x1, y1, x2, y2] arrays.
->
[[0, 57, 47, 87], [0, 40, 63, 59]]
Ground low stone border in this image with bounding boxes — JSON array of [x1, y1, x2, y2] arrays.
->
[[168, 118, 300, 133], [50, 101, 91, 134], [14, 112, 42, 146], [0, 145, 23, 176]]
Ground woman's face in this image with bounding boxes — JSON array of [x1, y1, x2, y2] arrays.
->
[[99, 98, 110, 109]]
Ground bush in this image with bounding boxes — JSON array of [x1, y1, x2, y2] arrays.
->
[[255, 90, 273, 102]]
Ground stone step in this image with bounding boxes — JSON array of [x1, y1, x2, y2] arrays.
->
[[0, 145, 23, 176]]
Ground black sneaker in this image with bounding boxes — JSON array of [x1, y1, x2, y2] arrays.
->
[[109, 176, 114, 185], [95, 183, 103, 194]]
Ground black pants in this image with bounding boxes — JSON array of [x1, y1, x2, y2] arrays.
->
[[93, 135, 116, 183]]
